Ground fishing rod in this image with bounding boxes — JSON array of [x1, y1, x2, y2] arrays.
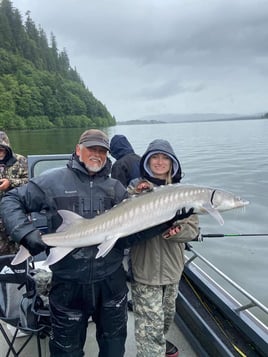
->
[[199, 233, 268, 240]]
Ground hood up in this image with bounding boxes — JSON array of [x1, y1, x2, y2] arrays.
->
[[0, 131, 13, 164], [110, 135, 135, 160], [140, 139, 182, 184]]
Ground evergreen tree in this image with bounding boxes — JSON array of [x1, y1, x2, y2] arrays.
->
[[0, 0, 116, 129]]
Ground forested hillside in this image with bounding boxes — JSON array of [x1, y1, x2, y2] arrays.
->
[[0, 0, 115, 129]]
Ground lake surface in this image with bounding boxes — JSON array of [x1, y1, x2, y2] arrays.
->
[[7, 118, 268, 323]]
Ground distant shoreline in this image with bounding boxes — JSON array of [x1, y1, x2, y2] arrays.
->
[[117, 115, 265, 125]]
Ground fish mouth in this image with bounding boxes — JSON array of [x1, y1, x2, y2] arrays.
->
[[240, 199, 250, 206]]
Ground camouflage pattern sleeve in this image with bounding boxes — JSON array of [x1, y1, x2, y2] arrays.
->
[[0, 224, 19, 254], [7, 153, 28, 188]]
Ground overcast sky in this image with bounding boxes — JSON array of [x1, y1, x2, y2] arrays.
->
[[12, 0, 268, 121]]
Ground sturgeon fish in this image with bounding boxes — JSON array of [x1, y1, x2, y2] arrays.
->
[[11, 184, 249, 266]]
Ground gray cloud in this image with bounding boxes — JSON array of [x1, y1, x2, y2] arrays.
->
[[138, 80, 205, 100], [12, 0, 268, 120]]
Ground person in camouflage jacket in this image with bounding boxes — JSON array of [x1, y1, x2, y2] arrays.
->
[[0, 131, 28, 254]]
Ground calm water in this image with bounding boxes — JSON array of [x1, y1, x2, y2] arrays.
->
[[7, 119, 268, 323]]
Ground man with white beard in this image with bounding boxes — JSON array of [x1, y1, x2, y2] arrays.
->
[[1, 129, 180, 357]]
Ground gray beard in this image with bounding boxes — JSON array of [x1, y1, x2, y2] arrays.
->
[[79, 156, 106, 173], [84, 163, 103, 173]]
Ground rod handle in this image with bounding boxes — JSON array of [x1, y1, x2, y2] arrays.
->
[[201, 234, 224, 238]]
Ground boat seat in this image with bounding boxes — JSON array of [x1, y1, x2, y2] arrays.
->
[[0, 255, 51, 357]]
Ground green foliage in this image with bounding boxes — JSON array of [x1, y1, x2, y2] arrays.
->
[[0, 111, 26, 129], [24, 115, 54, 129], [0, 0, 116, 130]]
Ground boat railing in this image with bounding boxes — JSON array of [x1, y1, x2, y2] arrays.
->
[[185, 246, 268, 322]]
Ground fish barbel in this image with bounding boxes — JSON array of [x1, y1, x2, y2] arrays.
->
[[12, 184, 249, 266]]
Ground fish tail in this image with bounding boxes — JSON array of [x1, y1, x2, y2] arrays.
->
[[11, 245, 31, 265]]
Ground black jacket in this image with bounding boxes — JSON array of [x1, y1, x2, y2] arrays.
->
[[110, 135, 140, 187], [0, 154, 129, 282]]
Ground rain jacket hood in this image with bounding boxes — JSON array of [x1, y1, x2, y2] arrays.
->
[[140, 139, 182, 184], [110, 135, 135, 160], [0, 131, 13, 164]]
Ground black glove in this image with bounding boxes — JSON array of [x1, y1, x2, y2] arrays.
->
[[171, 207, 194, 222], [184, 242, 193, 251], [20, 230, 48, 256]]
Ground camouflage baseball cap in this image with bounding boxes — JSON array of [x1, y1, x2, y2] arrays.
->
[[79, 129, 110, 151], [0, 131, 10, 147]]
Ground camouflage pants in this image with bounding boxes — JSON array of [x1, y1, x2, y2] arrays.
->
[[33, 269, 52, 307], [0, 219, 19, 255], [131, 282, 178, 357]]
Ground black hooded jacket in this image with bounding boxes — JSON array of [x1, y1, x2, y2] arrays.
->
[[110, 135, 141, 187]]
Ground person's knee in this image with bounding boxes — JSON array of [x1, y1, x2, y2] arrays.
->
[[101, 292, 128, 337]]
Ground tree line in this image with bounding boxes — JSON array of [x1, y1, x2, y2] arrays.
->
[[0, 0, 116, 130]]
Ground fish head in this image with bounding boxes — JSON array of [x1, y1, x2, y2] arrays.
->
[[211, 189, 249, 211]]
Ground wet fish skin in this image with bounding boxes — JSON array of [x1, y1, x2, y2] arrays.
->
[[11, 184, 249, 266]]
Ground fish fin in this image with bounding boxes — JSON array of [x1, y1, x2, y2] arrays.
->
[[202, 203, 224, 225], [44, 247, 74, 266], [57, 209, 84, 232], [11, 246, 31, 265], [96, 237, 119, 259]]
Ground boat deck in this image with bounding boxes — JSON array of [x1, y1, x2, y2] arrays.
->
[[1, 310, 197, 357]]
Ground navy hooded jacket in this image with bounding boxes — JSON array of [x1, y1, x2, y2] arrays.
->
[[110, 135, 141, 187]]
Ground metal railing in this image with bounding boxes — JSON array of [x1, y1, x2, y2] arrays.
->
[[185, 247, 268, 318]]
